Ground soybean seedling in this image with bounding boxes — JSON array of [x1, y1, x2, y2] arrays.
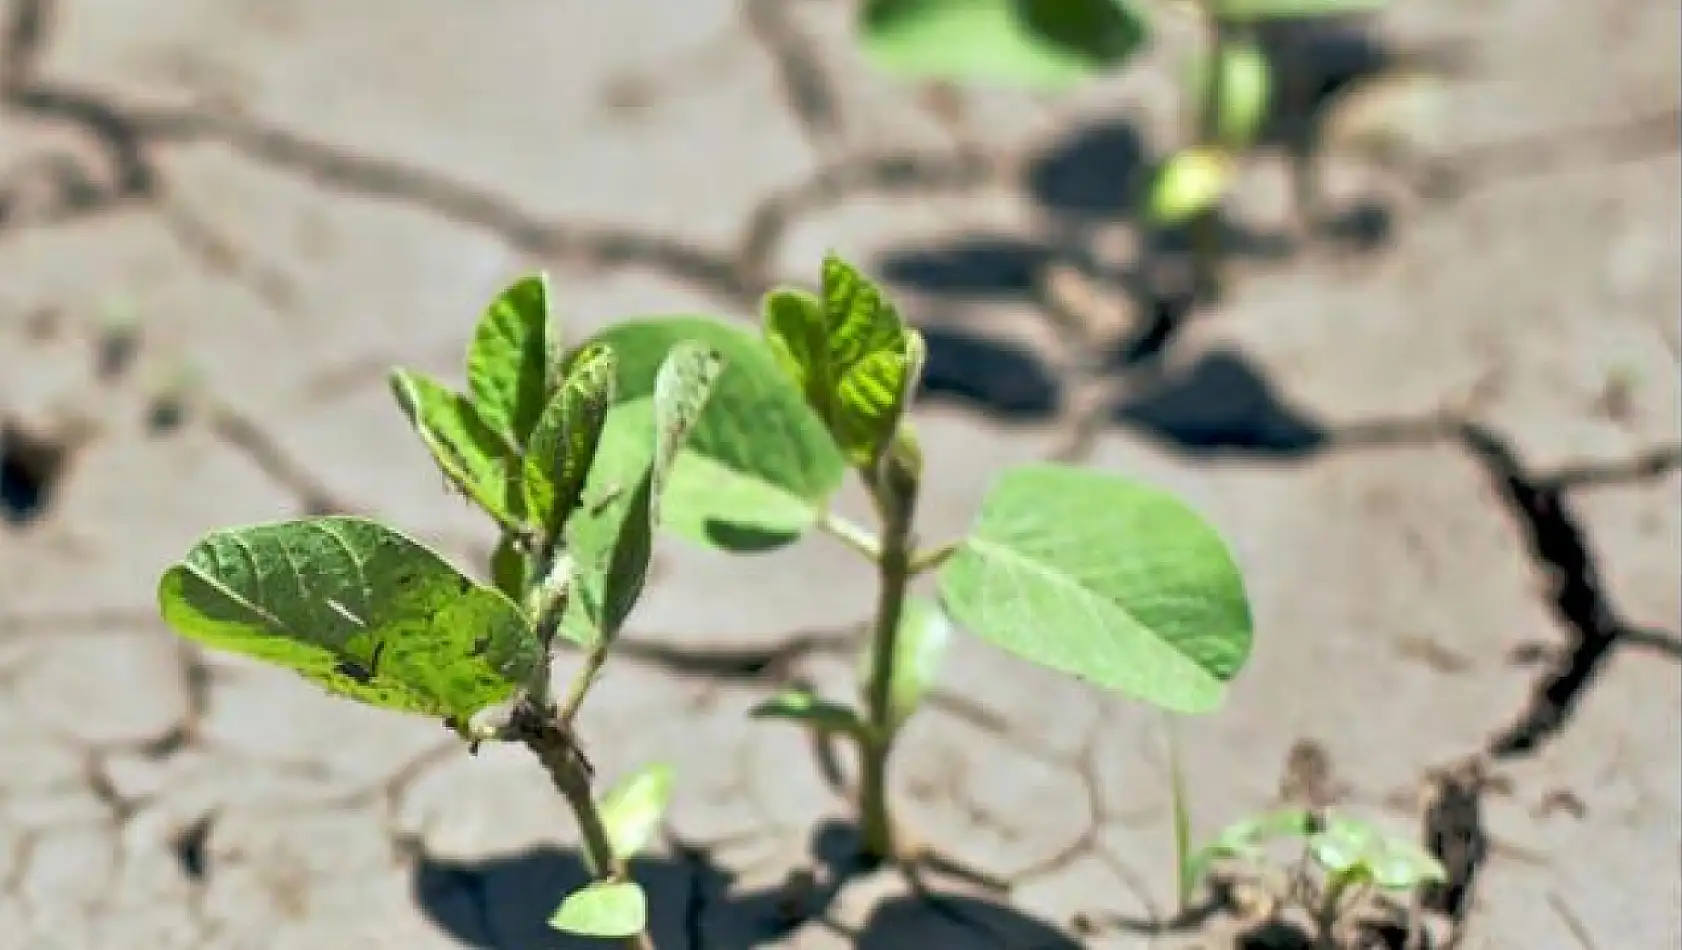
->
[[575, 253, 1256, 864], [855, 0, 1434, 298], [157, 276, 722, 948], [1183, 805, 1447, 946]]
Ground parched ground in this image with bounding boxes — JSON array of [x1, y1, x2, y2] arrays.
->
[[1, 0, 1678, 947]]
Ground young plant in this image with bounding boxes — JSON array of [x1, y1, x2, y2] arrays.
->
[[574, 253, 1256, 863], [1185, 806, 1446, 945], [855, 0, 1411, 296], [155, 276, 723, 948]]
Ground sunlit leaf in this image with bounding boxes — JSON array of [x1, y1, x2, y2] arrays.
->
[[524, 342, 616, 540], [1147, 147, 1234, 227], [600, 763, 675, 861], [549, 880, 647, 937], [389, 369, 522, 530], [938, 463, 1253, 714], [157, 516, 539, 723], [468, 273, 553, 446], [859, 0, 1149, 89]]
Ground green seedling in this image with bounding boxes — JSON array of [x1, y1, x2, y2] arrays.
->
[[155, 254, 1258, 945], [1185, 805, 1446, 943], [157, 275, 720, 949], [854, 0, 1434, 296], [580, 253, 1255, 863]]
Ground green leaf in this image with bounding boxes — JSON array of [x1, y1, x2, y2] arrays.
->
[[389, 369, 522, 530], [1310, 817, 1446, 892], [1147, 147, 1233, 227], [859, 0, 1148, 89], [1189, 41, 1272, 149], [558, 344, 723, 646], [1185, 808, 1316, 889], [1214, 0, 1390, 22], [599, 764, 675, 861], [764, 255, 922, 468], [549, 880, 647, 938], [157, 516, 540, 723], [750, 690, 868, 739], [859, 595, 952, 733], [937, 463, 1253, 714], [524, 342, 617, 541], [577, 316, 844, 552], [467, 273, 553, 446]]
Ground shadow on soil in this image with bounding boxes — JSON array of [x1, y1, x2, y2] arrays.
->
[[412, 821, 1082, 949]]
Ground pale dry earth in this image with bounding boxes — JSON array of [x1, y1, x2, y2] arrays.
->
[[1, 0, 1679, 948]]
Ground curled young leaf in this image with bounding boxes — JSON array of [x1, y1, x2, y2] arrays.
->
[[524, 342, 617, 543], [389, 369, 523, 530], [157, 516, 540, 724], [750, 690, 868, 740], [557, 343, 724, 646], [549, 880, 647, 938], [468, 273, 553, 447], [599, 763, 676, 861], [938, 463, 1253, 714], [763, 255, 923, 469]]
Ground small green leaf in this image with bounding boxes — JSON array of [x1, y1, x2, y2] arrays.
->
[[764, 255, 922, 468], [157, 516, 540, 723], [524, 342, 617, 540], [1147, 147, 1234, 227], [577, 316, 844, 552], [938, 463, 1253, 714], [549, 880, 647, 938], [1310, 816, 1446, 892], [1189, 41, 1272, 149], [859, 596, 952, 732], [558, 344, 723, 646], [750, 690, 868, 739], [468, 273, 553, 446], [859, 0, 1149, 89], [389, 369, 522, 530], [1214, 0, 1389, 22], [1186, 808, 1316, 890], [600, 764, 675, 861]]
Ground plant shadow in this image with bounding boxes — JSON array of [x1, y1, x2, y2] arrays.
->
[[411, 820, 1082, 949], [874, 16, 1458, 426]]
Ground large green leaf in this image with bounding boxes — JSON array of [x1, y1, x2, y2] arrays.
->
[[157, 516, 539, 723], [599, 764, 675, 861], [937, 463, 1253, 714], [1214, 0, 1389, 22], [389, 368, 522, 531], [559, 343, 723, 646], [524, 342, 616, 542], [764, 254, 923, 469], [549, 881, 647, 938], [577, 316, 844, 552], [467, 273, 553, 447], [859, 0, 1148, 89], [859, 595, 952, 733]]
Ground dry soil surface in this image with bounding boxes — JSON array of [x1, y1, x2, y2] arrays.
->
[[1, 0, 1679, 948]]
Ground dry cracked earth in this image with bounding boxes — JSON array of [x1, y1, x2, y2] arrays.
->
[[1, 0, 1679, 947]]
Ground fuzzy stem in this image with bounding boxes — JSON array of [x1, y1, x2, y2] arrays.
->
[[858, 465, 918, 862]]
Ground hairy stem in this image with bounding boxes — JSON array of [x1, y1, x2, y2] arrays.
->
[[858, 469, 918, 863]]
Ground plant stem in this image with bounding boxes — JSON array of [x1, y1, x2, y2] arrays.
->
[[858, 475, 917, 863], [1191, 7, 1230, 301], [819, 508, 882, 562]]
